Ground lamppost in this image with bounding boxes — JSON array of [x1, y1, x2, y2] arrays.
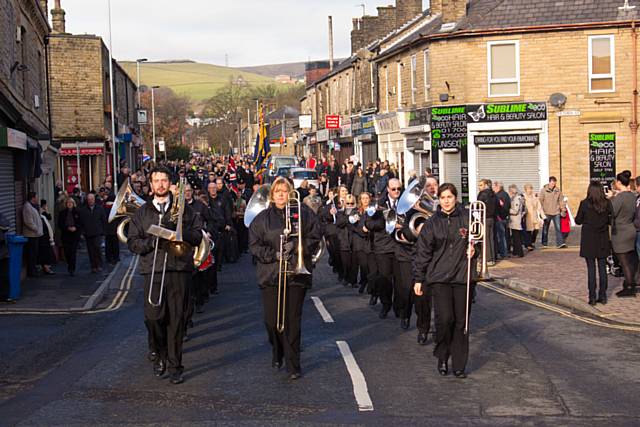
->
[[107, 0, 118, 191], [136, 58, 147, 107], [151, 85, 160, 162]]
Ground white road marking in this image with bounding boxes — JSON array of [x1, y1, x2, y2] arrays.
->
[[336, 340, 374, 412], [82, 260, 123, 310], [310, 296, 334, 323]]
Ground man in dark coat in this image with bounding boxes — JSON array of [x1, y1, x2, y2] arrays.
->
[[78, 193, 107, 273], [477, 179, 497, 264]]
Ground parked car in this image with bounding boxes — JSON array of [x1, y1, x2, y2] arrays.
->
[[289, 168, 319, 189], [275, 166, 294, 178], [266, 155, 298, 182]]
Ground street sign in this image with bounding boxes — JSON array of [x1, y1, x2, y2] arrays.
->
[[137, 109, 148, 124], [325, 115, 340, 129], [158, 139, 166, 152], [299, 115, 312, 128], [556, 110, 581, 117]]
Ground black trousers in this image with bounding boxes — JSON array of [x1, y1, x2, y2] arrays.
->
[[484, 218, 496, 263], [194, 267, 213, 305], [511, 229, 524, 257], [329, 235, 342, 277], [144, 271, 190, 374], [340, 250, 356, 284], [62, 238, 79, 273], [432, 282, 473, 372], [616, 251, 637, 290], [26, 237, 39, 276], [375, 253, 394, 309], [261, 285, 307, 374], [394, 261, 414, 319], [235, 220, 248, 253], [208, 260, 218, 293], [105, 234, 120, 263], [585, 257, 607, 301], [355, 251, 377, 290], [414, 289, 432, 334], [86, 236, 103, 270]]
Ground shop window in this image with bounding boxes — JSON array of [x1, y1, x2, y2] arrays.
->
[[423, 49, 430, 102], [589, 35, 615, 93], [487, 40, 520, 97], [411, 54, 417, 105]]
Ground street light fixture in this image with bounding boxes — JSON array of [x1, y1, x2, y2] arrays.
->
[[107, 0, 118, 191], [151, 85, 160, 163]]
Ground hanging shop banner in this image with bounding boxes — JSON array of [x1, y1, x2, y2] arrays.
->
[[429, 105, 467, 149], [407, 107, 431, 127], [325, 115, 340, 129], [352, 115, 376, 136], [466, 102, 547, 123], [589, 132, 616, 186], [474, 134, 540, 146]]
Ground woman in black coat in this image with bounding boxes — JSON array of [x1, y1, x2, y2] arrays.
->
[[575, 182, 612, 305], [248, 177, 321, 380], [335, 194, 357, 287], [57, 197, 82, 276], [413, 183, 476, 379], [351, 192, 376, 294]]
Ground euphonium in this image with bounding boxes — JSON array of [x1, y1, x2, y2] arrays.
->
[[109, 180, 146, 244]]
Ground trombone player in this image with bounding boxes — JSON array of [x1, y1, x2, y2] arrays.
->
[[248, 177, 321, 380], [128, 166, 203, 385]]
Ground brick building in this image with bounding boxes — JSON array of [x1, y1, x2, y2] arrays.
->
[[48, 1, 138, 193], [0, 0, 52, 232]]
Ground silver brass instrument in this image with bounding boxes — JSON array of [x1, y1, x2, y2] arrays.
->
[[397, 178, 437, 216], [108, 180, 146, 244], [465, 201, 486, 335], [244, 184, 271, 228]]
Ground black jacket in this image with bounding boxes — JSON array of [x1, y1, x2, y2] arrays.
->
[[351, 210, 372, 254], [57, 208, 82, 243], [318, 202, 336, 236], [249, 204, 321, 289], [78, 204, 107, 238], [127, 197, 203, 275], [495, 190, 511, 221], [365, 196, 397, 255], [575, 199, 612, 259], [208, 193, 233, 229], [395, 209, 418, 262], [477, 189, 497, 220], [413, 204, 476, 286], [335, 209, 353, 251]]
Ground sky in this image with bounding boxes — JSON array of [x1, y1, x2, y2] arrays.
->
[[50, 0, 429, 67]]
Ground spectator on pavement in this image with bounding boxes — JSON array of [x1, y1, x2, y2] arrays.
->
[[38, 200, 56, 275], [22, 191, 43, 277], [352, 167, 367, 197], [523, 184, 545, 250], [575, 182, 612, 305], [78, 193, 107, 273], [609, 170, 638, 297], [492, 181, 510, 260], [58, 197, 82, 276], [539, 176, 567, 248], [477, 179, 496, 264], [508, 185, 525, 258]]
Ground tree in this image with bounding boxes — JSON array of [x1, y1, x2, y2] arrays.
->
[[139, 87, 191, 148]]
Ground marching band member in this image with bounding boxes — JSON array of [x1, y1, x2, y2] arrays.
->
[[128, 167, 203, 385], [248, 177, 321, 380], [352, 192, 376, 295], [413, 183, 476, 378], [365, 178, 402, 318], [335, 194, 357, 287]]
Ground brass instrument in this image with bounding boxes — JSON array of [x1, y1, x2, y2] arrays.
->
[[465, 201, 486, 334], [397, 178, 437, 216], [108, 180, 146, 245]]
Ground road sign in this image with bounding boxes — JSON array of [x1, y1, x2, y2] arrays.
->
[[556, 110, 581, 117], [158, 139, 165, 152], [326, 115, 340, 129]]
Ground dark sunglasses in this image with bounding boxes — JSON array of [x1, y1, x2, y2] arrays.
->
[[389, 187, 401, 191]]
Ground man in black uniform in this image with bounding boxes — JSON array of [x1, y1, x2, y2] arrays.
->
[[365, 178, 402, 319], [207, 182, 232, 276], [128, 167, 203, 384]]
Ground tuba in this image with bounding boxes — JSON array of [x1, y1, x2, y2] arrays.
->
[[109, 180, 146, 244], [397, 178, 437, 216]]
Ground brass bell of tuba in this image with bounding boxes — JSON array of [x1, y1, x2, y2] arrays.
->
[[109, 180, 147, 245]]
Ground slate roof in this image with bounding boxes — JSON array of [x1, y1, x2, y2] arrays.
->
[[457, 0, 639, 32]]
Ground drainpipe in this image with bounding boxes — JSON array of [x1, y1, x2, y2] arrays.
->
[[631, 21, 638, 176]]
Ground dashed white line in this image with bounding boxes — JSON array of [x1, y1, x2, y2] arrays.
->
[[310, 296, 334, 323], [336, 340, 374, 412]]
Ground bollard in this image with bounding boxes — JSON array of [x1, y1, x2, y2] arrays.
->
[[6, 234, 28, 300]]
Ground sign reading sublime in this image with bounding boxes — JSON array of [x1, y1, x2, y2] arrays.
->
[[589, 132, 616, 187], [466, 102, 547, 123], [430, 105, 467, 149]]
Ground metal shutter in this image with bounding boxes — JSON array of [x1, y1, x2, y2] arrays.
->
[[0, 150, 15, 232], [476, 146, 540, 193], [443, 151, 462, 196]]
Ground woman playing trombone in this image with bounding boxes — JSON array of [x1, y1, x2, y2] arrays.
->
[[412, 183, 476, 379], [248, 177, 321, 380]]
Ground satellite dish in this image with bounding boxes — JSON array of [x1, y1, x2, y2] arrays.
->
[[549, 93, 567, 108]]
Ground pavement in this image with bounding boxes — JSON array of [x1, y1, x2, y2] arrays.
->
[[488, 226, 640, 326], [0, 251, 639, 425], [0, 245, 131, 313]]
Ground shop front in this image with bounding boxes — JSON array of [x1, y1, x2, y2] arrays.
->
[[399, 107, 431, 184], [352, 114, 377, 166], [59, 142, 105, 193], [374, 112, 404, 183]]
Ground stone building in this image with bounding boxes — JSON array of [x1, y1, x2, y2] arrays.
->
[[0, 0, 51, 232], [48, 0, 138, 193]]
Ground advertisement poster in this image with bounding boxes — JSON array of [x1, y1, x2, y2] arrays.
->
[[589, 132, 616, 187]]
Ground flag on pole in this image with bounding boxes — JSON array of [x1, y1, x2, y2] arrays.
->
[[253, 103, 271, 174], [228, 143, 238, 194]]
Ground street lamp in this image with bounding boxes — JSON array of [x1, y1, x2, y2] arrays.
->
[[107, 0, 118, 191], [151, 85, 160, 162], [136, 58, 148, 107]]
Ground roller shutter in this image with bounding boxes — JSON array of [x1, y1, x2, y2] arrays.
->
[[0, 150, 15, 232], [442, 151, 462, 197], [476, 145, 540, 193]]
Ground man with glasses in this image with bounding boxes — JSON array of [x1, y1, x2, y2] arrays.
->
[[365, 178, 402, 319]]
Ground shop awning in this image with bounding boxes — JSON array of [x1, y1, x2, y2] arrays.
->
[[60, 142, 105, 156], [0, 127, 27, 150]]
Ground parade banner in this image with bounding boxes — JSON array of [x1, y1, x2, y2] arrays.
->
[[589, 132, 616, 187]]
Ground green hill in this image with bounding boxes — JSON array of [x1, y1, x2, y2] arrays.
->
[[119, 61, 277, 102]]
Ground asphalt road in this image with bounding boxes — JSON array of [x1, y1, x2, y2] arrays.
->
[[1, 253, 639, 426]]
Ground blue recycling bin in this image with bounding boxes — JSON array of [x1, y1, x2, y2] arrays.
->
[[6, 234, 27, 300]]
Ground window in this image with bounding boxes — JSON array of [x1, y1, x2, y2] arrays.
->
[[487, 40, 520, 97], [397, 62, 403, 108], [589, 35, 615, 93], [410, 54, 417, 105], [424, 49, 430, 102]]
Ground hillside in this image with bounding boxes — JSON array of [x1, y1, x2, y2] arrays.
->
[[235, 61, 306, 80], [119, 61, 276, 102]]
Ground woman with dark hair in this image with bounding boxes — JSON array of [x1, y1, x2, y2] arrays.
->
[[575, 182, 612, 305], [413, 183, 476, 378], [610, 170, 638, 297], [58, 197, 82, 276], [351, 167, 367, 197], [335, 194, 357, 287]]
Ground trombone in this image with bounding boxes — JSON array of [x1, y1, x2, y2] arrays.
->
[[277, 190, 311, 333], [465, 201, 486, 335]]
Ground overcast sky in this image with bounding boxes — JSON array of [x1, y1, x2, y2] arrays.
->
[[50, 0, 429, 66]]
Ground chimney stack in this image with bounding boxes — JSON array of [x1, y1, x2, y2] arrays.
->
[[328, 16, 334, 71], [51, 0, 66, 34], [430, 0, 468, 23]]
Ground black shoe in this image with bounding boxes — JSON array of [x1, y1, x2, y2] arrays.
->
[[369, 296, 378, 306], [170, 372, 184, 384], [400, 318, 409, 330], [438, 359, 448, 376], [379, 307, 390, 319], [358, 284, 366, 294], [272, 360, 283, 369], [183, 332, 190, 342], [196, 304, 204, 314], [147, 351, 159, 362], [588, 299, 596, 306], [616, 288, 636, 298], [454, 370, 467, 379], [289, 372, 302, 380], [153, 359, 166, 377], [597, 296, 608, 305], [417, 332, 428, 345]]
